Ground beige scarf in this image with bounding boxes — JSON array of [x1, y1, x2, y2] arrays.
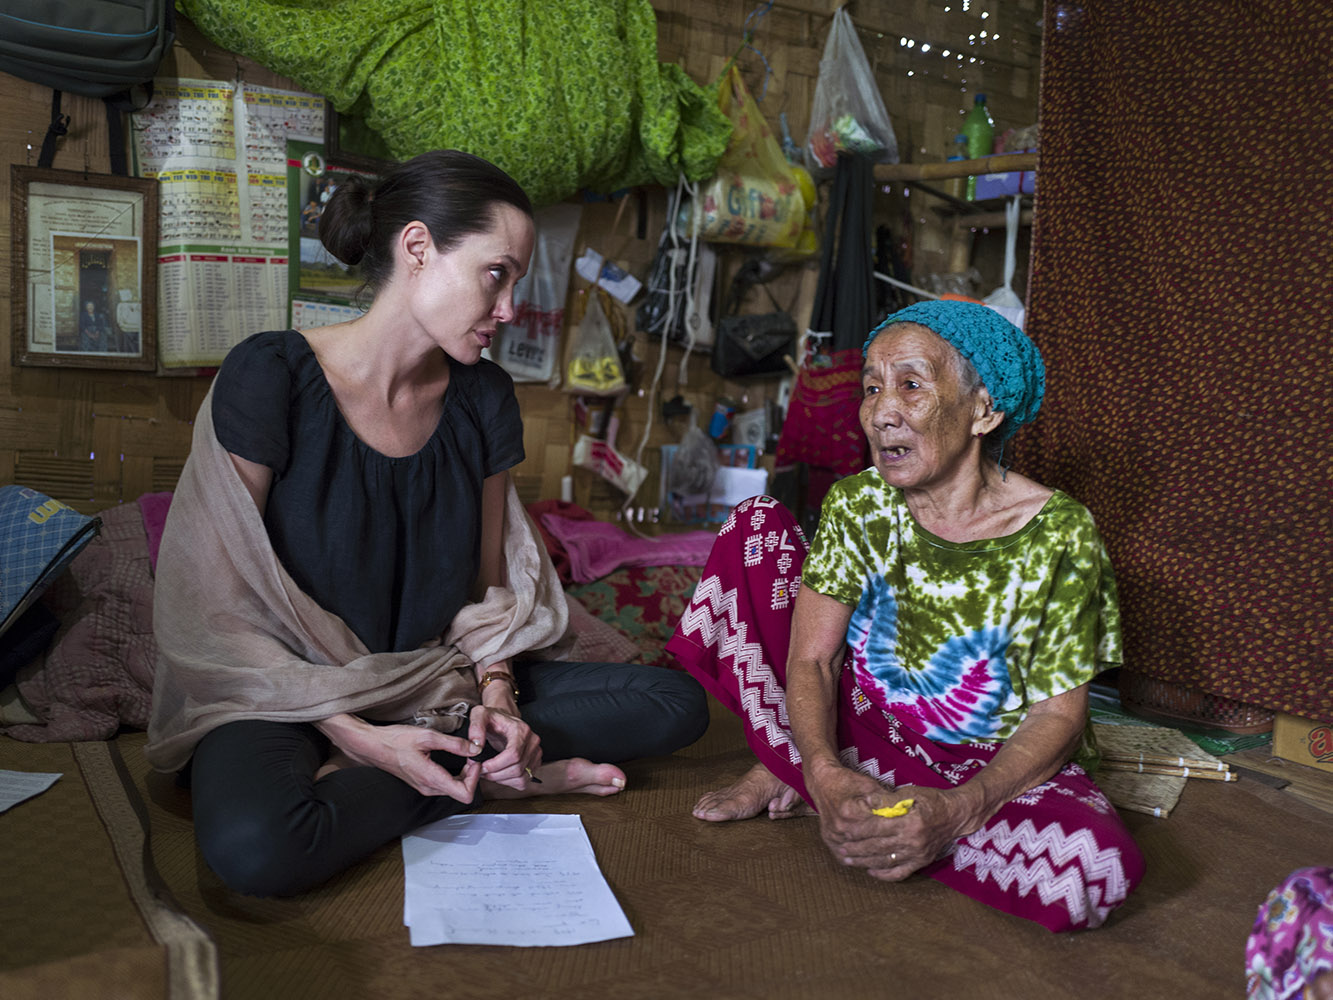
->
[[146, 387, 569, 772]]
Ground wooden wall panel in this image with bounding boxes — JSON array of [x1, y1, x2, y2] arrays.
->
[[1, 2, 1040, 521]]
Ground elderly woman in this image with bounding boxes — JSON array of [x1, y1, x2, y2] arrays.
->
[[667, 299, 1144, 932]]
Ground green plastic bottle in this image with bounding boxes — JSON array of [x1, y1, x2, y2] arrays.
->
[[961, 93, 994, 200]]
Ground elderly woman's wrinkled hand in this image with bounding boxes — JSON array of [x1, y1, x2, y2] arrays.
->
[[810, 765, 970, 880], [860, 785, 974, 880]]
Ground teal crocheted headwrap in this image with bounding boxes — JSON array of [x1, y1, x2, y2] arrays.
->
[[862, 300, 1045, 442]]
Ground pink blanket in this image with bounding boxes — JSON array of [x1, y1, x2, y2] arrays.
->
[[538, 513, 717, 584]]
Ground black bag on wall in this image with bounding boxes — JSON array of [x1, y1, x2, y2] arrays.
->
[[711, 311, 797, 379], [0, 0, 174, 98], [0, 0, 176, 173], [710, 261, 796, 379]]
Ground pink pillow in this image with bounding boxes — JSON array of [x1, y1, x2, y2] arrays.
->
[[137, 491, 173, 571]]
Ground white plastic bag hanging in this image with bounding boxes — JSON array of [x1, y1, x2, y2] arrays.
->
[[805, 8, 899, 172], [983, 196, 1026, 329], [493, 202, 583, 384]]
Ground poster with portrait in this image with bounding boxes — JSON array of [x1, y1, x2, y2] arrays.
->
[[11, 166, 157, 370]]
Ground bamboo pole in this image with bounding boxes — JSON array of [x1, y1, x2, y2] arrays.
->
[[1101, 751, 1228, 772], [954, 208, 1035, 230], [1099, 761, 1239, 781], [875, 153, 1037, 182]]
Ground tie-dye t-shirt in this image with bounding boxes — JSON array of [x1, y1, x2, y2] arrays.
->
[[801, 470, 1121, 747]]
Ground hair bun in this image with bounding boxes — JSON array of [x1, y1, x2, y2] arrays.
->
[[317, 175, 375, 267]]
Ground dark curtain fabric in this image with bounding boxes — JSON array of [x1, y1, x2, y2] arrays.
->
[[809, 153, 877, 353], [774, 153, 877, 530], [1022, 1, 1332, 720]]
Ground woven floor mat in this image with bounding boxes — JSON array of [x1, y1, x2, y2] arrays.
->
[[5, 700, 1333, 999], [0, 737, 214, 1000]]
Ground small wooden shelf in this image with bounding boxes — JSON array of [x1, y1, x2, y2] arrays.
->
[[873, 152, 1037, 183]]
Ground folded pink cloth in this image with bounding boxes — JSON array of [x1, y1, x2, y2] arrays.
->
[[539, 513, 717, 584], [137, 491, 174, 571]]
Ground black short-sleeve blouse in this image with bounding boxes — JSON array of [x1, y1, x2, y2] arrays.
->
[[211, 330, 525, 653]]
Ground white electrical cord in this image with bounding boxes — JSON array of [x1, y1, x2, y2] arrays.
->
[[619, 174, 699, 534], [676, 177, 702, 380]]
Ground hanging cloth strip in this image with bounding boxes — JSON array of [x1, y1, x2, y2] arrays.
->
[[807, 152, 877, 354], [982, 195, 1027, 329]]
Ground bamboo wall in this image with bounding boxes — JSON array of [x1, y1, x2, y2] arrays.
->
[[0, 1, 1041, 522]]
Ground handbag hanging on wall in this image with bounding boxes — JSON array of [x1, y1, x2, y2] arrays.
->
[[710, 263, 796, 379]]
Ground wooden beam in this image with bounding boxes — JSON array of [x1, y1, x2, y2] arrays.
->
[[875, 152, 1037, 182], [955, 208, 1034, 229]]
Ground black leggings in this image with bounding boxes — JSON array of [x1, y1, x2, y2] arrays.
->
[[187, 660, 707, 897]]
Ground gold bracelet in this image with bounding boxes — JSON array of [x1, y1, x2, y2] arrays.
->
[[478, 670, 518, 698]]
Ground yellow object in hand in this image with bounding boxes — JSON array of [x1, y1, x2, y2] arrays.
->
[[871, 798, 915, 818]]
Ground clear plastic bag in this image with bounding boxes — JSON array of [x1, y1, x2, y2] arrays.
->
[[804, 8, 899, 172], [667, 423, 720, 496], [563, 292, 627, 396]]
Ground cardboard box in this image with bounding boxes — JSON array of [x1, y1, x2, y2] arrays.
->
[[1272, 712, 1333, 773]]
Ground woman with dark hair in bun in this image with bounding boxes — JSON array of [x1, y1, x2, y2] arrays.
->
[[146, 150, 707, 897]]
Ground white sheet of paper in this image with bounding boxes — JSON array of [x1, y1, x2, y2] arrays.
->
[[707, 466, 769, 508], [402, 813, 634, 947], [0, 770, 60, 814]]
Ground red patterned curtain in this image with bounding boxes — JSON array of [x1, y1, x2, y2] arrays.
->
[[1021, 1, 1332, 721]]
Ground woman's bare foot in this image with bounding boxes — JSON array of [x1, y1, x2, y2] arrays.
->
[[693, 761, 812, 821], [482, 758, 626, 800]]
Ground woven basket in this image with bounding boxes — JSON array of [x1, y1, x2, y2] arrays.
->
[[1117, 670, 1275, 735]]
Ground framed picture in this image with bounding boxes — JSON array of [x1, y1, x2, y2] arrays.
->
[[10, 165, 158, 370], [322, 103, 398, 175]]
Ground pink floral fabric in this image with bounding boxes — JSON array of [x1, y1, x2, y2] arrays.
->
[[1247, 868, 1333, 1000]]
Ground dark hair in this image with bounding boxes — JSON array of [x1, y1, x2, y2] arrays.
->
[[318, 150, 533, 294]]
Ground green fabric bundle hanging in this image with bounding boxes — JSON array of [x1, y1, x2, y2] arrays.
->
[[178, 0, 732, 206]]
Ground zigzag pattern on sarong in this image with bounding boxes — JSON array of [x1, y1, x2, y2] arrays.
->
[[837, 745, 895, 787], [953, 818, 1127, 929], [677, 573, 799, 765]]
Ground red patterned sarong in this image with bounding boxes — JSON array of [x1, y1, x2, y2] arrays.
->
[[667, 496, 1145, 932]]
